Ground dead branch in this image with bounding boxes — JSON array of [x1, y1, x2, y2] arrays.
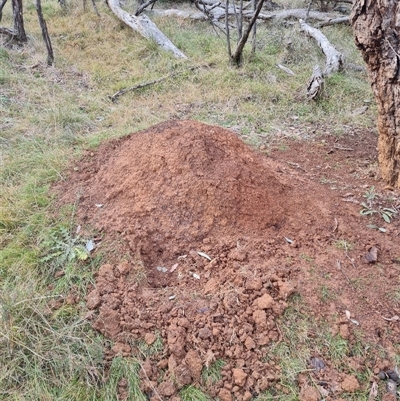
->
[[149, 5, 340, 24], [304, 0, 313, 23], [276, 63, 295, 76], [299, 18, 344, 75], [306, 65, 324, 99], [317, 16, 349, 27], [110, 64, 210, 102], [244, 8, 338, 22], [107, 0, 187, 59], [135, 0, 157, 16], [150, 9, 207, 20], [0, 26, 16, 37]]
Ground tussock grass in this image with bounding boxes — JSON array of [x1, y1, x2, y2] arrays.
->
[[0, 0, 377, 398]]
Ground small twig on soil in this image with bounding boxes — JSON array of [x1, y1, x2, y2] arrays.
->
[[229, 328, 237, 344], [336, 259, 351, 283], [287, 161, 306, 171], [344, 243, 356, 269], [333, 217, 338, 232], [333, 144, 353, 151], [110, 64, 212, 102]]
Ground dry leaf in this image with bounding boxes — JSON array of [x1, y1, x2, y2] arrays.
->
[[197, 251, 211, 261], [368, 381, 378, 400], [170, 263, 179, 273], [382, 315, 399, 322]]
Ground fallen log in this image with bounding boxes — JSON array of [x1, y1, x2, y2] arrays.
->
[[107, 0, 187, 59], [299, 18, 344, 75], [149, 6, 341, 24], [299, 19, 344, 99]]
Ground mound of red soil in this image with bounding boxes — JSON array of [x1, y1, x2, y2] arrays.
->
[[73, 121, 291, 267], [56, 120, 400, 400], [66, 120, 329, 287]]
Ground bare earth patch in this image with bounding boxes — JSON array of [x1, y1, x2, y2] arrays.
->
[[56, 120, 400, 400]]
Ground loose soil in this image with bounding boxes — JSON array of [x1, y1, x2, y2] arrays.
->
[[56, 120, 400, 400]]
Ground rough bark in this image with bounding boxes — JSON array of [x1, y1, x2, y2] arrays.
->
[[107, 0, 187, 59], [11, 0, 27, 42], [351, 0, 400, 187]]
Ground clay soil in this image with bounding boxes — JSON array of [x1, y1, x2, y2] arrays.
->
[[56, 120, 400, 400]]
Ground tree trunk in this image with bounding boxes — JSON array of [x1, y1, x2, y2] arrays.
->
[[36, 0, 54, 65], [12, 0, 27, 42], [351, 1, 400, 188]]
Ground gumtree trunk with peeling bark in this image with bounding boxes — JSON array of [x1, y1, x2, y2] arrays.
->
[[12, 0, 27, 42], [351, 1, 400, 188]]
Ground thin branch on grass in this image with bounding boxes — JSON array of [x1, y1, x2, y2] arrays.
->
[[0, 25, 16, 37], [317, 16, 349, 27], [90, 0, 100, 16], [276, 63, 295, 76], [110, 64, 211, 102], [304, 0, 313, 23], [0, 330, 51, 361], [135, 0, 157, 16], [14, 294, 63, 306]]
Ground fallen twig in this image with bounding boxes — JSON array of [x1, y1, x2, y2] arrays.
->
[[333, 144, 353, 151], [317, 16, 349, 28], [276, 63, 295, 76], [110, 64, 211, 102]]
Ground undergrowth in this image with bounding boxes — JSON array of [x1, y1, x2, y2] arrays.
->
[[0, 0, 377, 398]]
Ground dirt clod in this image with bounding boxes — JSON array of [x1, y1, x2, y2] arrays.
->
[[341, 375, 360, 392], [232, 368, 248, 387]]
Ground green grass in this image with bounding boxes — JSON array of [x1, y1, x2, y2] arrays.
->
[[0, 0, 380, 398], [180, 385, 213, 401], [201, 359, 226, 385]]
